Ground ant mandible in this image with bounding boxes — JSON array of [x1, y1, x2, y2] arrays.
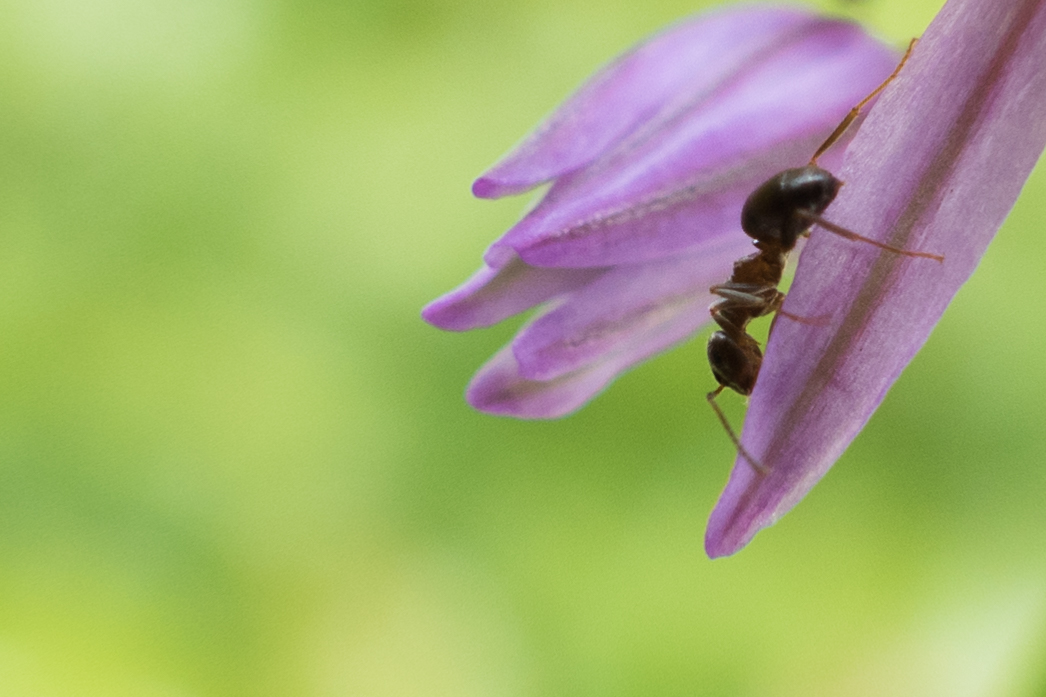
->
[[705, 39, 944, 474]]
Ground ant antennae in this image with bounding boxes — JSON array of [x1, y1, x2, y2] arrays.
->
[[706, 387, 769, 476], [809, 38, 918, 166], [800, 211, 944, 262]]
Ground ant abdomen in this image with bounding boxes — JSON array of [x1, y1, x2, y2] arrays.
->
[[707, 331, 761, 396], [741, 166, 842, 248]]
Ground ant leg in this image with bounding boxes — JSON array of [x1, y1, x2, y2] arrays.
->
[[711, 283, 782, 320], [800, 211, 944, 262], [768, 309, 781, 337], [772, 307, 831, 331], [710, 284, 771, 308], [767, 305, 830, 346], [706, 386, 769, 476], [809, 38, 918, 166]]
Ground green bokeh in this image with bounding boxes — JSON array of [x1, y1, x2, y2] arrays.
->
[[0, 0, 1043, 695]]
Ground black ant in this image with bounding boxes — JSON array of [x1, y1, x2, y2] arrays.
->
[[705, 39, 944, 474]]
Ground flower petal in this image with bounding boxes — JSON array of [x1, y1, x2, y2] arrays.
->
[[472, 6, 820, 199], [487, 20, 897, 267], [421, 253, 606, 331], [706, 0, 1046, 558], [511, 240, 745, 380], [467, 286, 714, 418]]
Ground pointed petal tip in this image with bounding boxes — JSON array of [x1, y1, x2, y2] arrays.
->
[[471, 176, 501, 199], [465, 386, 577, 420], [465, 351, 584, 419], [703, 534, 735, 560], [420, 297, 466, 332], [703, 517, 754, 559], [704, 463, 777, 558], [473, 175, 535, 199]]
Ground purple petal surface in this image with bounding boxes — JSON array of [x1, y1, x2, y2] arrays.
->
[[422, 253, 606, 331], [468, 279, 718, 419], [486, 20, 896, 268], [473, 6, 819, 199], [511, 240, 746, 380], [706, 0, 1046, 558]]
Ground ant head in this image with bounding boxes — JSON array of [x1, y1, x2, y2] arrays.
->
[[741, 166, 842, 249]]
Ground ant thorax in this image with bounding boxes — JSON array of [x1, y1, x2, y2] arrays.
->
[[730, 242, 787, 290]]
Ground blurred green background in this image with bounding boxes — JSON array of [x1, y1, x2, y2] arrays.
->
[[0, 0, 1043, 695]]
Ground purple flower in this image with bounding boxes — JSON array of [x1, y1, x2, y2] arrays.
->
[[425, 0, 1046, 557], [424, 5, 899, 417]]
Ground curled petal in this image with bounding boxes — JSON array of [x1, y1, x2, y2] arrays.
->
[[511, 241, 746, 380], [487, 19, 896, 267], [468, 290, 714, 419], [473, 6, 820, 199], [422, 253, 606, 331], [706, 0, 1046, 558]]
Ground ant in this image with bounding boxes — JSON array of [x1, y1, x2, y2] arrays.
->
[[705, 39, 943, 474]]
